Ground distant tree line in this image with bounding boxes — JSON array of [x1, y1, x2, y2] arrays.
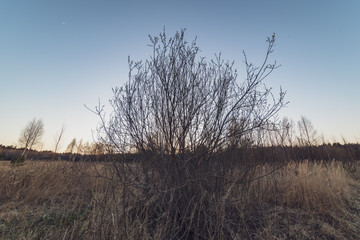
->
[[0, 145, 112, 162], [2, 139, 360, 163]]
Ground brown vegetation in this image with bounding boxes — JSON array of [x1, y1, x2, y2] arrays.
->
[[0, 159, 359, 239]]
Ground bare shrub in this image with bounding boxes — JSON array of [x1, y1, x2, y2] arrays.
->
[[91, 29, 286, 239]]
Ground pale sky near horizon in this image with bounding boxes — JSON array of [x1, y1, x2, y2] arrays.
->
[[1, 0, 360, 151]]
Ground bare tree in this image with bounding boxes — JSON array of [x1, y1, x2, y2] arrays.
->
[[82, 141, 91, 155], [267, 117, 295, 147], [75, 139, 84, 154], [65, 138, 77, 154], [18, 118, 44, 158], [64, 138, 85, 155], [52, 123, 66, 160], [92, 29, 286, 238], [297, 116, 318, 146], [280, 117, 295, 146]]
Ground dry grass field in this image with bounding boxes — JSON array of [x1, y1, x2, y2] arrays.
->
[[0, 159, 360, 239]]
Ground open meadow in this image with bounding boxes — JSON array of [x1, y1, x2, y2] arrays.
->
[[2, 15, 360, 239], [1, 158, 360, 239]]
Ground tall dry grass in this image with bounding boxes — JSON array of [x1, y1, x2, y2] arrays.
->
[[244, 160, 360, 239], [0, 161, 110, 239], [0, 159, 359, 239]]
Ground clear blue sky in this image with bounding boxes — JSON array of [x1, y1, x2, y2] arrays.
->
[[1, 0, 360, 151]]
